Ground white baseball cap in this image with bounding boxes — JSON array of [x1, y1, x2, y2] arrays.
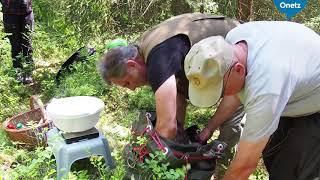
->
[[184, 36, 234, 107]]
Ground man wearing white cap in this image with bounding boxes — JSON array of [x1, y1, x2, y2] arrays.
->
[[185, 21, 320, 179]]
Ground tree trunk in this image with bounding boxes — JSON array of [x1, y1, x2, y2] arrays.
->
[[237, 0, 253, 22]]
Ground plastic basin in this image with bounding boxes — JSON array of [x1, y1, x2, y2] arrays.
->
[[46, 96, 104, 132]]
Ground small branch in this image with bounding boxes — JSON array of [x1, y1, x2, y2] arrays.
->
[[142, 0, 156, 16]]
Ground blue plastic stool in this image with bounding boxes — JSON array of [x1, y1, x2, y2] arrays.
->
[[46, 127, 115, 180]]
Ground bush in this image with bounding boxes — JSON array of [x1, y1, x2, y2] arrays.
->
[[128, 87, 155, 111], [53, 54, 106, 98]]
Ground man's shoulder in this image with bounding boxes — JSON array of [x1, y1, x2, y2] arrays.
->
[[148, 35, 190, 59]]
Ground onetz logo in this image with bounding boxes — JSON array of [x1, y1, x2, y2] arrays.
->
[[273, 0, 308, 20], [280, 2, 301, 8]]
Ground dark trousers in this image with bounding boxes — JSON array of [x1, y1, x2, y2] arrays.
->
[[3, 12, 34, 70], [262, 113, 320, 180]]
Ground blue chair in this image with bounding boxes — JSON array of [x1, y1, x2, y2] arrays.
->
[[46, 127, 115, 179]]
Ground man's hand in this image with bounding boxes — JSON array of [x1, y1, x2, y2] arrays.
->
[[201, 95, 241, 142], [223, 137, 269, 180]]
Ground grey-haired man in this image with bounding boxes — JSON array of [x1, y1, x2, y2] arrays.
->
[[99, 13, 245, 177]]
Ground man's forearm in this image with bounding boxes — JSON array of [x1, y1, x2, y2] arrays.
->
[[176, 93, 187, 125], [206, 95, 241, 133], [223, 138, 269, 180], [175, 93, 191, 143]]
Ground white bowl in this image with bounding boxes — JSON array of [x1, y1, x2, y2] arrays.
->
[[46, 96, 104, 132]]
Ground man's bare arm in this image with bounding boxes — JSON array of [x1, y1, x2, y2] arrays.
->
[[154, 75, 178, 139], [176, 92, 187, 126], [198, 95, 241, 142], [223, 137, 269, 180]]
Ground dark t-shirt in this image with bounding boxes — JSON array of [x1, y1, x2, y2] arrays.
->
[[146, 35, 191, 98]]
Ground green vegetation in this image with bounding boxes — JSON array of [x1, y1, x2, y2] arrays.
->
[[0, 0, 319, 179]]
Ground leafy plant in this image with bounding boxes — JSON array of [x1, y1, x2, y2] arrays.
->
[[5, 147, 56, 179], [90, 155, 112, 180], [139, 151, 188, 180], [128, 87, 155, 111]]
